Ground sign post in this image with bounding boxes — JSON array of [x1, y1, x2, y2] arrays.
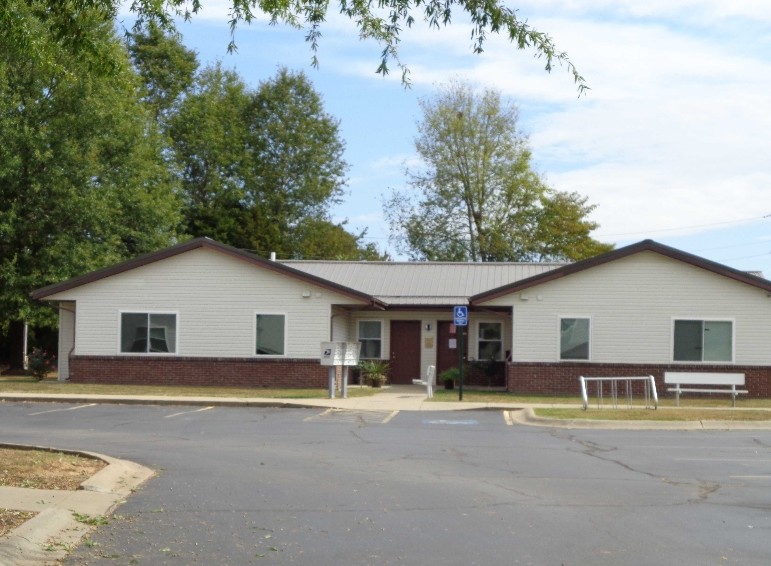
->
[[453, 306, 468, 401]]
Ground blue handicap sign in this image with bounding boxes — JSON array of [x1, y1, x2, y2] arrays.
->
[[453, 305, 468, 326]]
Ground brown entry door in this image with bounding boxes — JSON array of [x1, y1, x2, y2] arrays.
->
[[437, 321, 468, 376], [389, 321, 422, 384]]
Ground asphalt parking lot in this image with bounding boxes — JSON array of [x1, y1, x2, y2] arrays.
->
[[1, 401, 770, 565]]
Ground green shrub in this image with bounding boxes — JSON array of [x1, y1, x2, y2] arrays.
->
[[27, 347, 56, 380], [439, 367, 460, 386]]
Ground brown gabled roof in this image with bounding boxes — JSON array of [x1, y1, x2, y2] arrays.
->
[[30, 237, 387, 309], [470, 239, 771, 305]]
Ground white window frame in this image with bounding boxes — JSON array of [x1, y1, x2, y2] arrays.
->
[[357, 320, 383, 359], [558, 316, 591, 361], [118, 310, 178, 355], [671, 317, 735, 363], [254, 312, 287, 357], [477, 321, 503, 361]]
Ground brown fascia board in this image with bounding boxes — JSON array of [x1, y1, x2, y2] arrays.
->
[[470, 239, 771, 305], [30, 237, 386, 309]]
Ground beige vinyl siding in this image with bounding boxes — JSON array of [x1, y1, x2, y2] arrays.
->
[[48, 248, 365, 358], [57, 302, 76, 380], [482, 251, 771, 365], [330, 307, 351, 342]]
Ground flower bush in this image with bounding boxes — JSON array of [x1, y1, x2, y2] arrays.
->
[[27, 348, 56, 380]]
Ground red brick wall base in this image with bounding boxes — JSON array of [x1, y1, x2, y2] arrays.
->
[[508, 362, 771, 398], [69, 356, 329, 388]]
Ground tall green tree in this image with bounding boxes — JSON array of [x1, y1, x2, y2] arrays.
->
[[127, 25, 382, 260], [239, 68, 348, 255], [1, 1, 586, 91], [0, 1, 181, 368], [127, 22, 199, 126], [170, 65, 360, 258], [385, 81, 611, 262], [167, 63, 252, 245]]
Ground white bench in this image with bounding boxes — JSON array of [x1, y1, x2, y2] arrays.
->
[[664, 372, 747, 407], [413, 365, 436, 399]]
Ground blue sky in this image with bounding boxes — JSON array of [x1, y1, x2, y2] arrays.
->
[[119, 1, 771, 275]]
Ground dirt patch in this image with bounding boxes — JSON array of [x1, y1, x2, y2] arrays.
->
[[0, 448, 106, 537], [0, 509, 35, 537]]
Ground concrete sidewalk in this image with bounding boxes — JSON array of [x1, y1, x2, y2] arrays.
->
[[0, 384, 574, 412], [0, 447, 154, 566]]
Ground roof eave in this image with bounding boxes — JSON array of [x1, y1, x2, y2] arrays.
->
[[470, 239, 771, 305], [30, 238, 380, 307]]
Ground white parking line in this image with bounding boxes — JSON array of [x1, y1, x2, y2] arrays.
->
[[503, 410, 514, 426], [28, 403, 97, 416], [382, 410, 399, 424], [164, 406, 215, 418], [675, 458, 771, 462], [304, 409, 334, 422]]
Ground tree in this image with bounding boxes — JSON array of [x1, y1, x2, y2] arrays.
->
[[290, 219, 389, 260], [170, 66, 354, 258], [127, 22, 199, 126], [1, 1, 587, 92], [0, 2, 181, 369], [167, 63, 253, 245], [385, 81, 611, 262], [128, 26, 378, 260], [241, 68, 348, 255]]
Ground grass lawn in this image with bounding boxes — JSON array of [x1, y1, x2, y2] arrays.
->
[[0, 375, 379, 399], [536, 408, 771, 421]]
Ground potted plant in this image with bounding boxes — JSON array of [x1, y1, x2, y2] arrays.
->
[[439, 367, 460, 390], [358, 359, 390, 388]]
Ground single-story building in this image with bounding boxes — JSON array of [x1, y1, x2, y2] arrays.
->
[[31, 237, 771, 396]]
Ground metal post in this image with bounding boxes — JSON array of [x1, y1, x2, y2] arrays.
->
[[458, 328, 464, 401], [328, 367, 336, 399], [22, 322, 28, 370]]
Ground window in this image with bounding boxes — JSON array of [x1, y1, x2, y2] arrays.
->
[[358, 320, 382, 358], [673, 320, 732, 362], [256, 314, 286, 356], [121, 313, 176, 353], [478, 322, 503, 361], [560, 317, 590, 360]]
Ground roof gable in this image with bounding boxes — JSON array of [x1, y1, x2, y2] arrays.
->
[[31, 238, 384, 307], [470, 239, 771, 304]]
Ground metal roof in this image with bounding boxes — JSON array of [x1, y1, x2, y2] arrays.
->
[[280, 261, 566, 305]]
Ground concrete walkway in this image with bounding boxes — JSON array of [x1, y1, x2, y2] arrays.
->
[[0, 447, 154, 566], [0, 384, 574, 412]]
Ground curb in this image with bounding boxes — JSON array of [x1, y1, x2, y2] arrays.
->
[[0, 394, 317, 409], [0, 443, 154, 566], [512, 407, 770, 430]]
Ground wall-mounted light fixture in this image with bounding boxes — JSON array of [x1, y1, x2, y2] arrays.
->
[[425, 323, 432, 331]]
